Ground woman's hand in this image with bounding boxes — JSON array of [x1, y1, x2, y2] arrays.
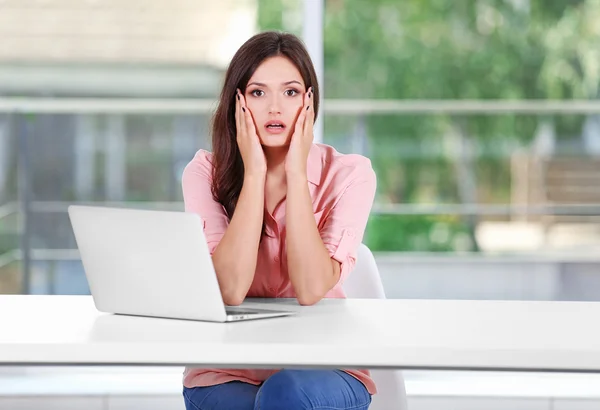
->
[[285, 87, 314, 178], [236, 89, 267, 177]]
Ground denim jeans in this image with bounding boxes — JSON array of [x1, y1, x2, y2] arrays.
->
[[182, 369, 372, 410]]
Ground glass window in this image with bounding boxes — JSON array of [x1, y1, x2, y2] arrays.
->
[[321, 0, 600, 300], [0, 0, 272, 294]]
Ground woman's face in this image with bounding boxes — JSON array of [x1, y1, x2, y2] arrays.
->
[[244, 56, 307, 148]]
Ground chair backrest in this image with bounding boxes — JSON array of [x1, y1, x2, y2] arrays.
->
[[343, 243, 408, 410], [343, 243, 387, 299]]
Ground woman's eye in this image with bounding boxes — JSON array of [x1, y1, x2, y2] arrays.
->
[[251, 90, 264, 97], [285, 89, 298, 97]]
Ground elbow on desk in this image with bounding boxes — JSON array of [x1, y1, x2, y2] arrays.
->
[[222, 291, 247, 306], [296, 292, 323, 306], [221, 289, 247, 307], [214, 267, 251, 306], [295, 281, 331, 306]]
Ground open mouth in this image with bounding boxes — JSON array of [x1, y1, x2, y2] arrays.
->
[[264, 121, 287, 134]]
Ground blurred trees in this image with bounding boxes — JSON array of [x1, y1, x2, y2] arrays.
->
[[258, 0, 600, 252]]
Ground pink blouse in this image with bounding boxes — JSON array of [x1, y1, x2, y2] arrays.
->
[[181, 143, 378, 395]]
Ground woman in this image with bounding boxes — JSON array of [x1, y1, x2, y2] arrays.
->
[[181, 31, 377, 410]]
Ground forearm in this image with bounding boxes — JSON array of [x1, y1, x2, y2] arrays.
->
[[212, 175, 265, 305], [285, 173, 338, 305]]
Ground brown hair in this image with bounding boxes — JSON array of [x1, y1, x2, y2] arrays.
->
[[210, 31, 320, 222]]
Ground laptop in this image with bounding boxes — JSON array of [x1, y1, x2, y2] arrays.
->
[[67, 205, 295, 322]]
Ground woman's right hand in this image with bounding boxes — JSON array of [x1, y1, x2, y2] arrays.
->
[[236, 89, 267, 177]]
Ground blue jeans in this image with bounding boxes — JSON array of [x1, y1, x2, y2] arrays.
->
[[183, 369, 372, 410]]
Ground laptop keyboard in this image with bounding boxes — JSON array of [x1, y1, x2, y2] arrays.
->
[[225, 308, 261, 315]]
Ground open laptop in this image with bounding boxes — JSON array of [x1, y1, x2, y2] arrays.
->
[[67, 205, 294, 322]]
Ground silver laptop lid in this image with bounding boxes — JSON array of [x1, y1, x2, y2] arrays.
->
[[68, 205, 227, 322]]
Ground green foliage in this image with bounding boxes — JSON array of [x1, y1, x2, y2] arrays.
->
[[257, 0, 600, 252], [257, 0, 302, 35], [365, 214, 474, 252], [257, 0, 285, 31]]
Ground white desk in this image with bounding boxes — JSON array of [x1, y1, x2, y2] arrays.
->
[[1, 295, 600, 373]]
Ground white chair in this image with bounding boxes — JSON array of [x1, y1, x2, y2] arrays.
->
[[343, 243, 408, 410]]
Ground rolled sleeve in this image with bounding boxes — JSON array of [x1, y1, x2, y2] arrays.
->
[[181, 150, 229, 255], [319, 165, 377, 286]]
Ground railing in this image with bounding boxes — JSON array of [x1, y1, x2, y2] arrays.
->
[[2, 200, 600, 270], [5, 200, 600, 216], [2, 97, 600, 114]]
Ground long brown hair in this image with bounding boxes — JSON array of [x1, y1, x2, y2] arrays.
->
[[210, 31, 320, 222]]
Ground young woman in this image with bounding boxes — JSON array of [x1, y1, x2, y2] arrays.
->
[[181, 31, 377, 410]]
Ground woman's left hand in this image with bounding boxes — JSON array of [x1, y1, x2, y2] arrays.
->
[[285, 87, 314, 177]]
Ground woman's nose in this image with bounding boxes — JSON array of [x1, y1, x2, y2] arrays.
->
[[268, 96, 282, 114]]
